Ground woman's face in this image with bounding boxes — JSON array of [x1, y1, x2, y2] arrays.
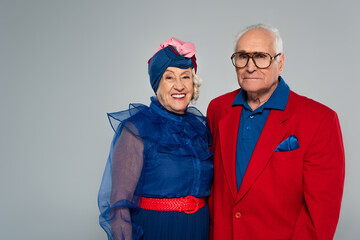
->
[[156, 67, 193, 114]]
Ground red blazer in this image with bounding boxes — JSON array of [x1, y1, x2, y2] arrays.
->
[[207, 89, 345, 240]]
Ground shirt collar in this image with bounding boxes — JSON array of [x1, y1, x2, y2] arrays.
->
[[232, 76, 290, 111]]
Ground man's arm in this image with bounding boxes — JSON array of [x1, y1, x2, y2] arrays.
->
[[206, 101, 216, 240], [291, 111, 345, 239]]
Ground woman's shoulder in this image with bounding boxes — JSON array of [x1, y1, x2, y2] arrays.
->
[[107, 103, 151, 133]]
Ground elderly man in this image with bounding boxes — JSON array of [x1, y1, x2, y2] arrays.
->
[[207, 24, 345, 240]]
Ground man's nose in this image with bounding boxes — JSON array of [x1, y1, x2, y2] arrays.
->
[[246, 57, 257, 72]]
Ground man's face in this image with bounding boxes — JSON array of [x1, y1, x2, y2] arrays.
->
[[235, 28, 285, 98]]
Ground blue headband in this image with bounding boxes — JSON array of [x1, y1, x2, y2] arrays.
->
[[148, 45, 194, 93]]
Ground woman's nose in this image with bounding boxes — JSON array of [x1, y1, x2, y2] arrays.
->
[[173, 78, 185, 90]]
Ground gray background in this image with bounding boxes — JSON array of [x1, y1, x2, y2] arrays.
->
[[1, 0, 358, 239]]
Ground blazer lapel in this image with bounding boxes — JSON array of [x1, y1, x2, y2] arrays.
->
[[218, 106, 242, 201], [236, 109, 289, 202]]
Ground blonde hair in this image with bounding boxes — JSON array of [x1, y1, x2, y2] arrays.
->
[[191, 69, 202, 103]]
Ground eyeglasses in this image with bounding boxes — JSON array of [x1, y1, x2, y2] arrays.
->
[[231, 52, 282, 69]]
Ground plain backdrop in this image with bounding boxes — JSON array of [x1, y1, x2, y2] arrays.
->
[[1, 0, 359, 239]]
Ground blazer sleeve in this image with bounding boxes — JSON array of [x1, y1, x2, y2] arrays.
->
[[291, 111, 345, 240], [206, 101, 216, 152], [206, 104, 214, 240], [206, 100, 219, 240]]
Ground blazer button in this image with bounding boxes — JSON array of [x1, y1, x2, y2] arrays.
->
[[234, 212, 242, 218]]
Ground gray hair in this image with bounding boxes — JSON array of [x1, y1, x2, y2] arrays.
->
[[235, 23, 283, 54]]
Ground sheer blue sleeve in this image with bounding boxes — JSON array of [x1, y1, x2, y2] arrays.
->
[[98, 121, 144, 240]]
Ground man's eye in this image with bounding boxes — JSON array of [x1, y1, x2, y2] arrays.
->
[[238, 54, 248, 59], [255, 53, 267, 59]]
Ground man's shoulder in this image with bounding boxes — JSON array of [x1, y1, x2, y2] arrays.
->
[[207, 89, 240, 113], [288, 90, 337, 117]]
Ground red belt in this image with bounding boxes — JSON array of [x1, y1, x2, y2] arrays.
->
[[140, 196, 206, 214]]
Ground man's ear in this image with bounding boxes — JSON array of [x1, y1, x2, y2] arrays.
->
[[278, 53, 285, 74]]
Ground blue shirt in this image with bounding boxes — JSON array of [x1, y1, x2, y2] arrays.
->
[[232, 77, 290, 190]]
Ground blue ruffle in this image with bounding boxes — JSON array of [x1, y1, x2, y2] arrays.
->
[[108, 98, 211, 141]]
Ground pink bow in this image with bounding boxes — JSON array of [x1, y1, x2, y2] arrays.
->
[[151, 37, 196, 58]]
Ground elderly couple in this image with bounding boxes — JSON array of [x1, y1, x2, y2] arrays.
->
[[98, 24, 345, 240]]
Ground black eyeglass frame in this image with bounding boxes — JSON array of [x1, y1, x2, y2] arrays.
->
[[230, 52, 282, 69]]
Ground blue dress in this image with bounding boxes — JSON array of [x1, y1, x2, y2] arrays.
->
[[98, 97, 213, 240]]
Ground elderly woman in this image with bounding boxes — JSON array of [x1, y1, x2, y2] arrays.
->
[[98, 38, 213, 240]]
